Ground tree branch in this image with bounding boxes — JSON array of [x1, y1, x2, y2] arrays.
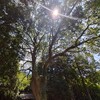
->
[[52, 35, 100, 59], [48, 0, 79, 59], [20, 60, 32, 68], [75, 24, 90, 43], [20, 67, 32, 72]]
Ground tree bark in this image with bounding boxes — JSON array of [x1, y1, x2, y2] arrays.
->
[[31, 72, 41, 100], [31, 72, 47, 100], [31, 47, 49, 100]]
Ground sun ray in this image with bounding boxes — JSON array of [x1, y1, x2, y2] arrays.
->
[[35, 1, 80, 20]]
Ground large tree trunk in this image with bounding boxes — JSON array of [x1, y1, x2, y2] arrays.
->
[[31, 48, 48, 100], [31, 72, 41, 100], [31, 72, 47, 100]]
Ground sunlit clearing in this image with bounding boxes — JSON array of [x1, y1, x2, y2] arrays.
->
[[52, 8, 59, 18]]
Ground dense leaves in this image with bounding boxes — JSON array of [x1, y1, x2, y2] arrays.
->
[[0, 0, 24, 99], [47, 56, 100, 100]]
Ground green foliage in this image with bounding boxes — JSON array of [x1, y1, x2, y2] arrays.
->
[[17, 72, 30, 90], [47, 55, 100, 100], [0, 0, 24, 99]]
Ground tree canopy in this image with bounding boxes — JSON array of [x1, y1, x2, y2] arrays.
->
[[0, 0, 100, 100]]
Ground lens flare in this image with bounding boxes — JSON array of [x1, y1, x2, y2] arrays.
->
[[52, 8, 59, 17]]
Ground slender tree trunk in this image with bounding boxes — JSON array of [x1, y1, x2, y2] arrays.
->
[[40, 75, 47, 100], [77, 65, 92, 100], [69, 85, 75, 100]]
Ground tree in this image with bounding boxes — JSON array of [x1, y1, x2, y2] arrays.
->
[[0, 0, 24, 99], [17, 0, 100, 100], [47, 55, 77, 100], [47, 54, 100, 100], [0, 0, 99, 100]]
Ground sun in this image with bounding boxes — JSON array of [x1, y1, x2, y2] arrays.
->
[[52, 8, 59, 18]]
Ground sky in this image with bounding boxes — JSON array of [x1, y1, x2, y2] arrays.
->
[[94, 54, 100, 62]]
